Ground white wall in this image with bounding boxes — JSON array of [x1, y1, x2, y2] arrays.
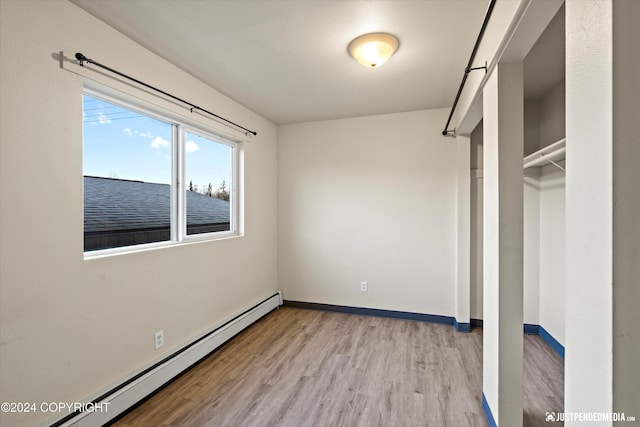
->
[[523, 100, 541, 326], [523, 79, 566, 339], [0, 1, 278, 425], [473, 112, 542, 327], [482, 62, 525, 426], [456, 135, 471, 325], [536, 79, 566, 345], [278, 109, 458, 316], [538, 165, 565, 345], [524, 100, 540, 156], [612, 0, 640, 414], [482, 70, 501, 417], [539, 80, 565, 148], [565, 0, 613, 418], [470, 122, 483, 320], [523, 178, 541, 326]]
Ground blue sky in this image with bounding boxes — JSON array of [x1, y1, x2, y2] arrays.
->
[[83, 94, 231, 192]]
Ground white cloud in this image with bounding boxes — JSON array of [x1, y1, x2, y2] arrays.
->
[[185, 140, 200, 153], [124, 129, 154, 138], [150, 136, 170, 149], [97, 112, 111, 124]]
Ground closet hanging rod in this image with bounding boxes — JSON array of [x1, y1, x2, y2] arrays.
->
[[74, 52, 257, 136], [441, 0, 497, 136]]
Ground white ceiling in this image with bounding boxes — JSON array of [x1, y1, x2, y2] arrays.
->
[[70, 0, 492, 125]]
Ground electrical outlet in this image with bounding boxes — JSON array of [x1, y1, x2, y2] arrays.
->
[[154, 330, 164, 350], [360, 281, 368, 292]]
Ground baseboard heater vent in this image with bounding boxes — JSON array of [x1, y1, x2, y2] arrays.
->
[[53, 290, 283, 427]]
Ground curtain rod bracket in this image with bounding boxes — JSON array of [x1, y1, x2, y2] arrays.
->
[[441, 128, 456, 137], [466, 61, 488, 75]]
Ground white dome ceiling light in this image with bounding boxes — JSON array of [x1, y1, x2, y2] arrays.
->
[[348, 32, 399, 68]]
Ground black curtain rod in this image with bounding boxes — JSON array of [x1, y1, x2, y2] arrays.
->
[[442, 0, 497, 136], [75, 52, 257, 136]]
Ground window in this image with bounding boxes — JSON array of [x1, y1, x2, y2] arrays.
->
[[83, 88, 239, 255], [184, 131, 232, 236]]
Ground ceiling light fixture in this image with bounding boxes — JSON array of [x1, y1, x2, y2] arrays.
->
[[348, 32, 399, 68]]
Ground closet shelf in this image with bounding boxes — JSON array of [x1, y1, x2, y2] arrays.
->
[[524, 138, 565, 170]]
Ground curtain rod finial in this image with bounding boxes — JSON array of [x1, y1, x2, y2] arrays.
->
[[75, 52, 87, 66]]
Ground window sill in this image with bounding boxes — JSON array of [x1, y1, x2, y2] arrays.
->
[[83, 232, 242, 260]]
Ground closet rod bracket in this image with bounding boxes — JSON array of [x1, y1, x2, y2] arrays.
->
[[544, 156, 565, 171], [466, 61, 488, 75], [442, 128, 457, 137]]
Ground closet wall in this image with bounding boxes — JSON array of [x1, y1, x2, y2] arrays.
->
[[538, 163, 565, 344], [524, 3, 566, 344], [525, 80, 566, 345], [470, 122, 483, 320]]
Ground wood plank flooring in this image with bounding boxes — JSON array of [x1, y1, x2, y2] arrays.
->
[[111, 307, 563, 427]]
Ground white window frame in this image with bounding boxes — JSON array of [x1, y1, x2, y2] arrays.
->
[[179, 126, 239, 243], [83, 85, 241, 259]]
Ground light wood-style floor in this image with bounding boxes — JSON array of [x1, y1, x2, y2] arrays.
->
[[111, 307, 563, 427]]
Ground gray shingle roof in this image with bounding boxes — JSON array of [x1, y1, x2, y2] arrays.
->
[[84, 176, 230, 233]]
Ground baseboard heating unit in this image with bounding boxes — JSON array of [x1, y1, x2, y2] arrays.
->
[[53, 291, 283, 427]]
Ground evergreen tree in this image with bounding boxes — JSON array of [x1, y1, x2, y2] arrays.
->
[[213, 180, 230, 201]]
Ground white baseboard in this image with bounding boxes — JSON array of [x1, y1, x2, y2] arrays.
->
[[55, 291, 282, 427]]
